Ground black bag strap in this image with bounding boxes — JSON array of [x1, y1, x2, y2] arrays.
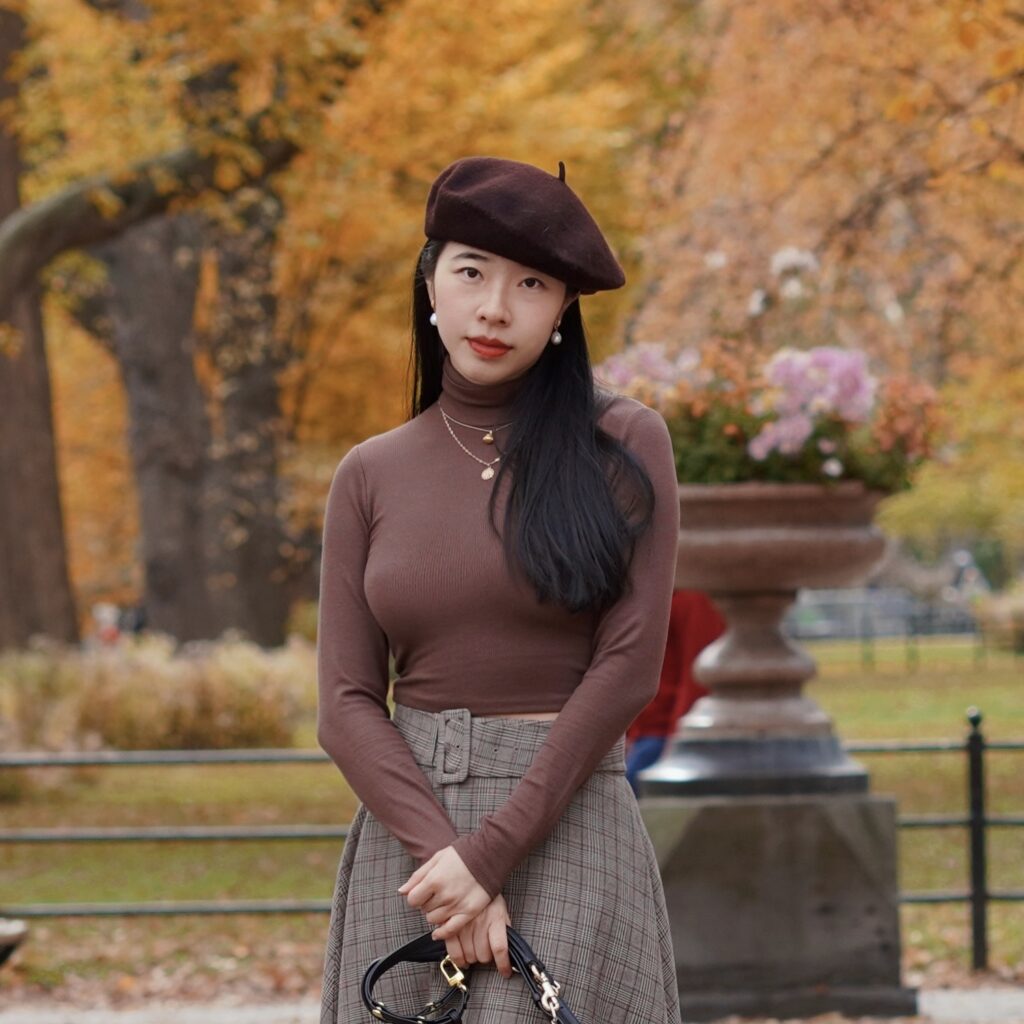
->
[[360, 929, 469, 1024], [507, 926, 582, 1024], [360, 924, 582, 1023]]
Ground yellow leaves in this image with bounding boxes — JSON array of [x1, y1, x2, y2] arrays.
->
[[986, 159, 1024, 186], [0, 323, 25, 359], [193, 249, 220, 338], [213, 158, 245, 192], [86, 185, 125, 219], [17, 0, 184, 199], [146, 163, 183, 196], [237, 59, 275, 118], [985, 81, 1019, 107], [956, 18, 983, 51], [991, 47, 1021, 74], [885, 95, 919, 124], [45, 298, 139, 607]]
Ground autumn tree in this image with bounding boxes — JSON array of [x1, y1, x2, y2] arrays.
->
[[0, 3, 78, 648], [3, 0, 697, 644], [630, 0, 1024, 572], [0, 0, 393, 645]]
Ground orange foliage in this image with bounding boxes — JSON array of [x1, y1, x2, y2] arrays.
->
[[45, 300, 141, 618], [631, 0, 1024, 380], [269, 0, 696, 532], [12, 0, 696, 604]]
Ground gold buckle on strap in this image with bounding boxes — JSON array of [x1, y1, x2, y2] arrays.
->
[[529, 962, 562, 1021], [439, 955, 467, 990]]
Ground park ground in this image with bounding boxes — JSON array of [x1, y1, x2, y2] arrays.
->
[[0, 636, 1021, 1020]]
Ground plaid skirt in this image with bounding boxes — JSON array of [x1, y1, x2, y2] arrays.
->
[[320, 703, 682, 1024]]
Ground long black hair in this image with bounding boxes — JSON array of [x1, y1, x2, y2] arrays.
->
[[408, 239, 655, 616]]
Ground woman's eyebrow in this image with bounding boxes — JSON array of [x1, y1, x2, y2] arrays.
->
[[450, 250, 550, 280]]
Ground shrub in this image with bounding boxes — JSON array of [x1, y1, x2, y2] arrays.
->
[[975, 584, 1024, 653], [0, 634, 316, 801]]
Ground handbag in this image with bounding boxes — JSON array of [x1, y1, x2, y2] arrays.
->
[[360, 925, 582, 1023]]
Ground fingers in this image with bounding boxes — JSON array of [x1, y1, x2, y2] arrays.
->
[[424, 902, 456, 925], [445, 935, 466, 969], [464, 919, 485, 965], [439, 901, 512, 979], [397, 852, 436, 895], [489, 915, 512, 978], [431, 911, 473, 941], [401, 874, 439, 909]]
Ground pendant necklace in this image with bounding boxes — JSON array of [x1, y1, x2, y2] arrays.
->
[[438, 404, 513, 480]]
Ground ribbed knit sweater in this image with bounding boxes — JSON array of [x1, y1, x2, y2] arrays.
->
[[315, 353, 680, 899]]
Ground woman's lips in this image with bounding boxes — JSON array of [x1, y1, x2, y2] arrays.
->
[[468, 338, 512, 358]]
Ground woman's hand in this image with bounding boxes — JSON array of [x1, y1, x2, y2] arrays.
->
[[442, 893, 514, 979], [398, 845, 491, 938]]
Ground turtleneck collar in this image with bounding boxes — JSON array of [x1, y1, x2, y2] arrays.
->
[[438, 352, 528, 426]]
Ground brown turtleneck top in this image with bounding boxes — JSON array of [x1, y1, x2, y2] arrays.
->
[[316, 353, 680, 899]]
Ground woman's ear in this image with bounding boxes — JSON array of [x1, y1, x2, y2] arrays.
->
[[560, 290, 581, 318], [425, 277, 436, 308]]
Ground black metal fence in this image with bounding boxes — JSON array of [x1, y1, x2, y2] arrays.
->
[[846, 707, 1024, 970], [1, 708, 1021, 969]]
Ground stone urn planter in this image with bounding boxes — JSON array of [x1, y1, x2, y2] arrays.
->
[[642, 480, 888, 796]]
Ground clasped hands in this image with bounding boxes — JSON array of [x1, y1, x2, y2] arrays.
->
[[398, 845, 513, 978]]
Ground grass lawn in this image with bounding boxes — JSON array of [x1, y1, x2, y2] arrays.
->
[[1, 635, 1021, 1003]]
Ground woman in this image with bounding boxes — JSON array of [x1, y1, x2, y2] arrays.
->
[[317, 156, 681, 1023]]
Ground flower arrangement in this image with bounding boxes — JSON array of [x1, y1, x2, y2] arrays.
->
[[595, 340, 941, 493]]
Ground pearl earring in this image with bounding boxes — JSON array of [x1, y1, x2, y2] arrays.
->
[[550, 328, 562, 345], [429, 311, 438, 326]]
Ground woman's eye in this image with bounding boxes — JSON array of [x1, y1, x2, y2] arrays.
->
[[458, 267, 481, 279], [523, 278, 544, 289]]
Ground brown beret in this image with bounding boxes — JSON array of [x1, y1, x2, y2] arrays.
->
[[424, 156, 626, 295]]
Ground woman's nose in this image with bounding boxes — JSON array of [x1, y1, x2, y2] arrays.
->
[[476, 284, 511, 324]]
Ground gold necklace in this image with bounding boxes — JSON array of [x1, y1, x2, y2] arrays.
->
[[437, 404, 514, 445], [439, 406, 509, 480]]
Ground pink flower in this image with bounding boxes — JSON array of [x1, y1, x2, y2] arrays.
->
[[747, 414, 814, 460], [763, 347, 876, 424], [594, 342, 703, 408]]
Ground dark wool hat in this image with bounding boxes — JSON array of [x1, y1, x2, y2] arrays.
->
[[424, 156, 626, 295]]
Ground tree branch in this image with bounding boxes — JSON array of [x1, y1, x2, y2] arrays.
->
[[0, 112, 298, 322]]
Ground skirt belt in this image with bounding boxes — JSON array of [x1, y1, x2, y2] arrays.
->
[[391, 703, 625, 785]]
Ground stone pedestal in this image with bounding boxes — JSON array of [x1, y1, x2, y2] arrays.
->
[[640, 792, 918, 1021], [670, 483, 887, 793]]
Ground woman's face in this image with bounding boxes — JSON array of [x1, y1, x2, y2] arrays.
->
[[425, 241, 577, 383]]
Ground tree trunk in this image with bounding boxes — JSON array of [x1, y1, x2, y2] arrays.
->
[[84, 188, 300, 646], [200, 188, 292, 646], [89, 215, 221, 641], [0, 9, 79, 650]]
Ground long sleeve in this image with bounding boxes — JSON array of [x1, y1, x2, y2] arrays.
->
[[450, 405, 680, 898], [316, 444, 460, 864], [626, 594, 685, 742]]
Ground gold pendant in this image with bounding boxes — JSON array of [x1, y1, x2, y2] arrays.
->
[[482, 431, 494, 444], [481, 466, 495, 480]]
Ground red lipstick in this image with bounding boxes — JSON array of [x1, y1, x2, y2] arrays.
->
[[468, 336, 512, 358]]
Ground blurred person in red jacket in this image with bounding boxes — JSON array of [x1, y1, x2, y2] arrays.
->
[[625, 589, 726, 793]]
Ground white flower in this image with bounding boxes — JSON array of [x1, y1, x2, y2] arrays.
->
[[822, 457, 844, 477], [747, 288, 769, 317], [780, 277, 805, 300], [770, 246, 820, 277], [884, 299, 905, 324], [704, 250, 729, 270]]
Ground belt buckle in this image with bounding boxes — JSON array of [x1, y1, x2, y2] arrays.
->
[[435, 708, 470, 784]]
